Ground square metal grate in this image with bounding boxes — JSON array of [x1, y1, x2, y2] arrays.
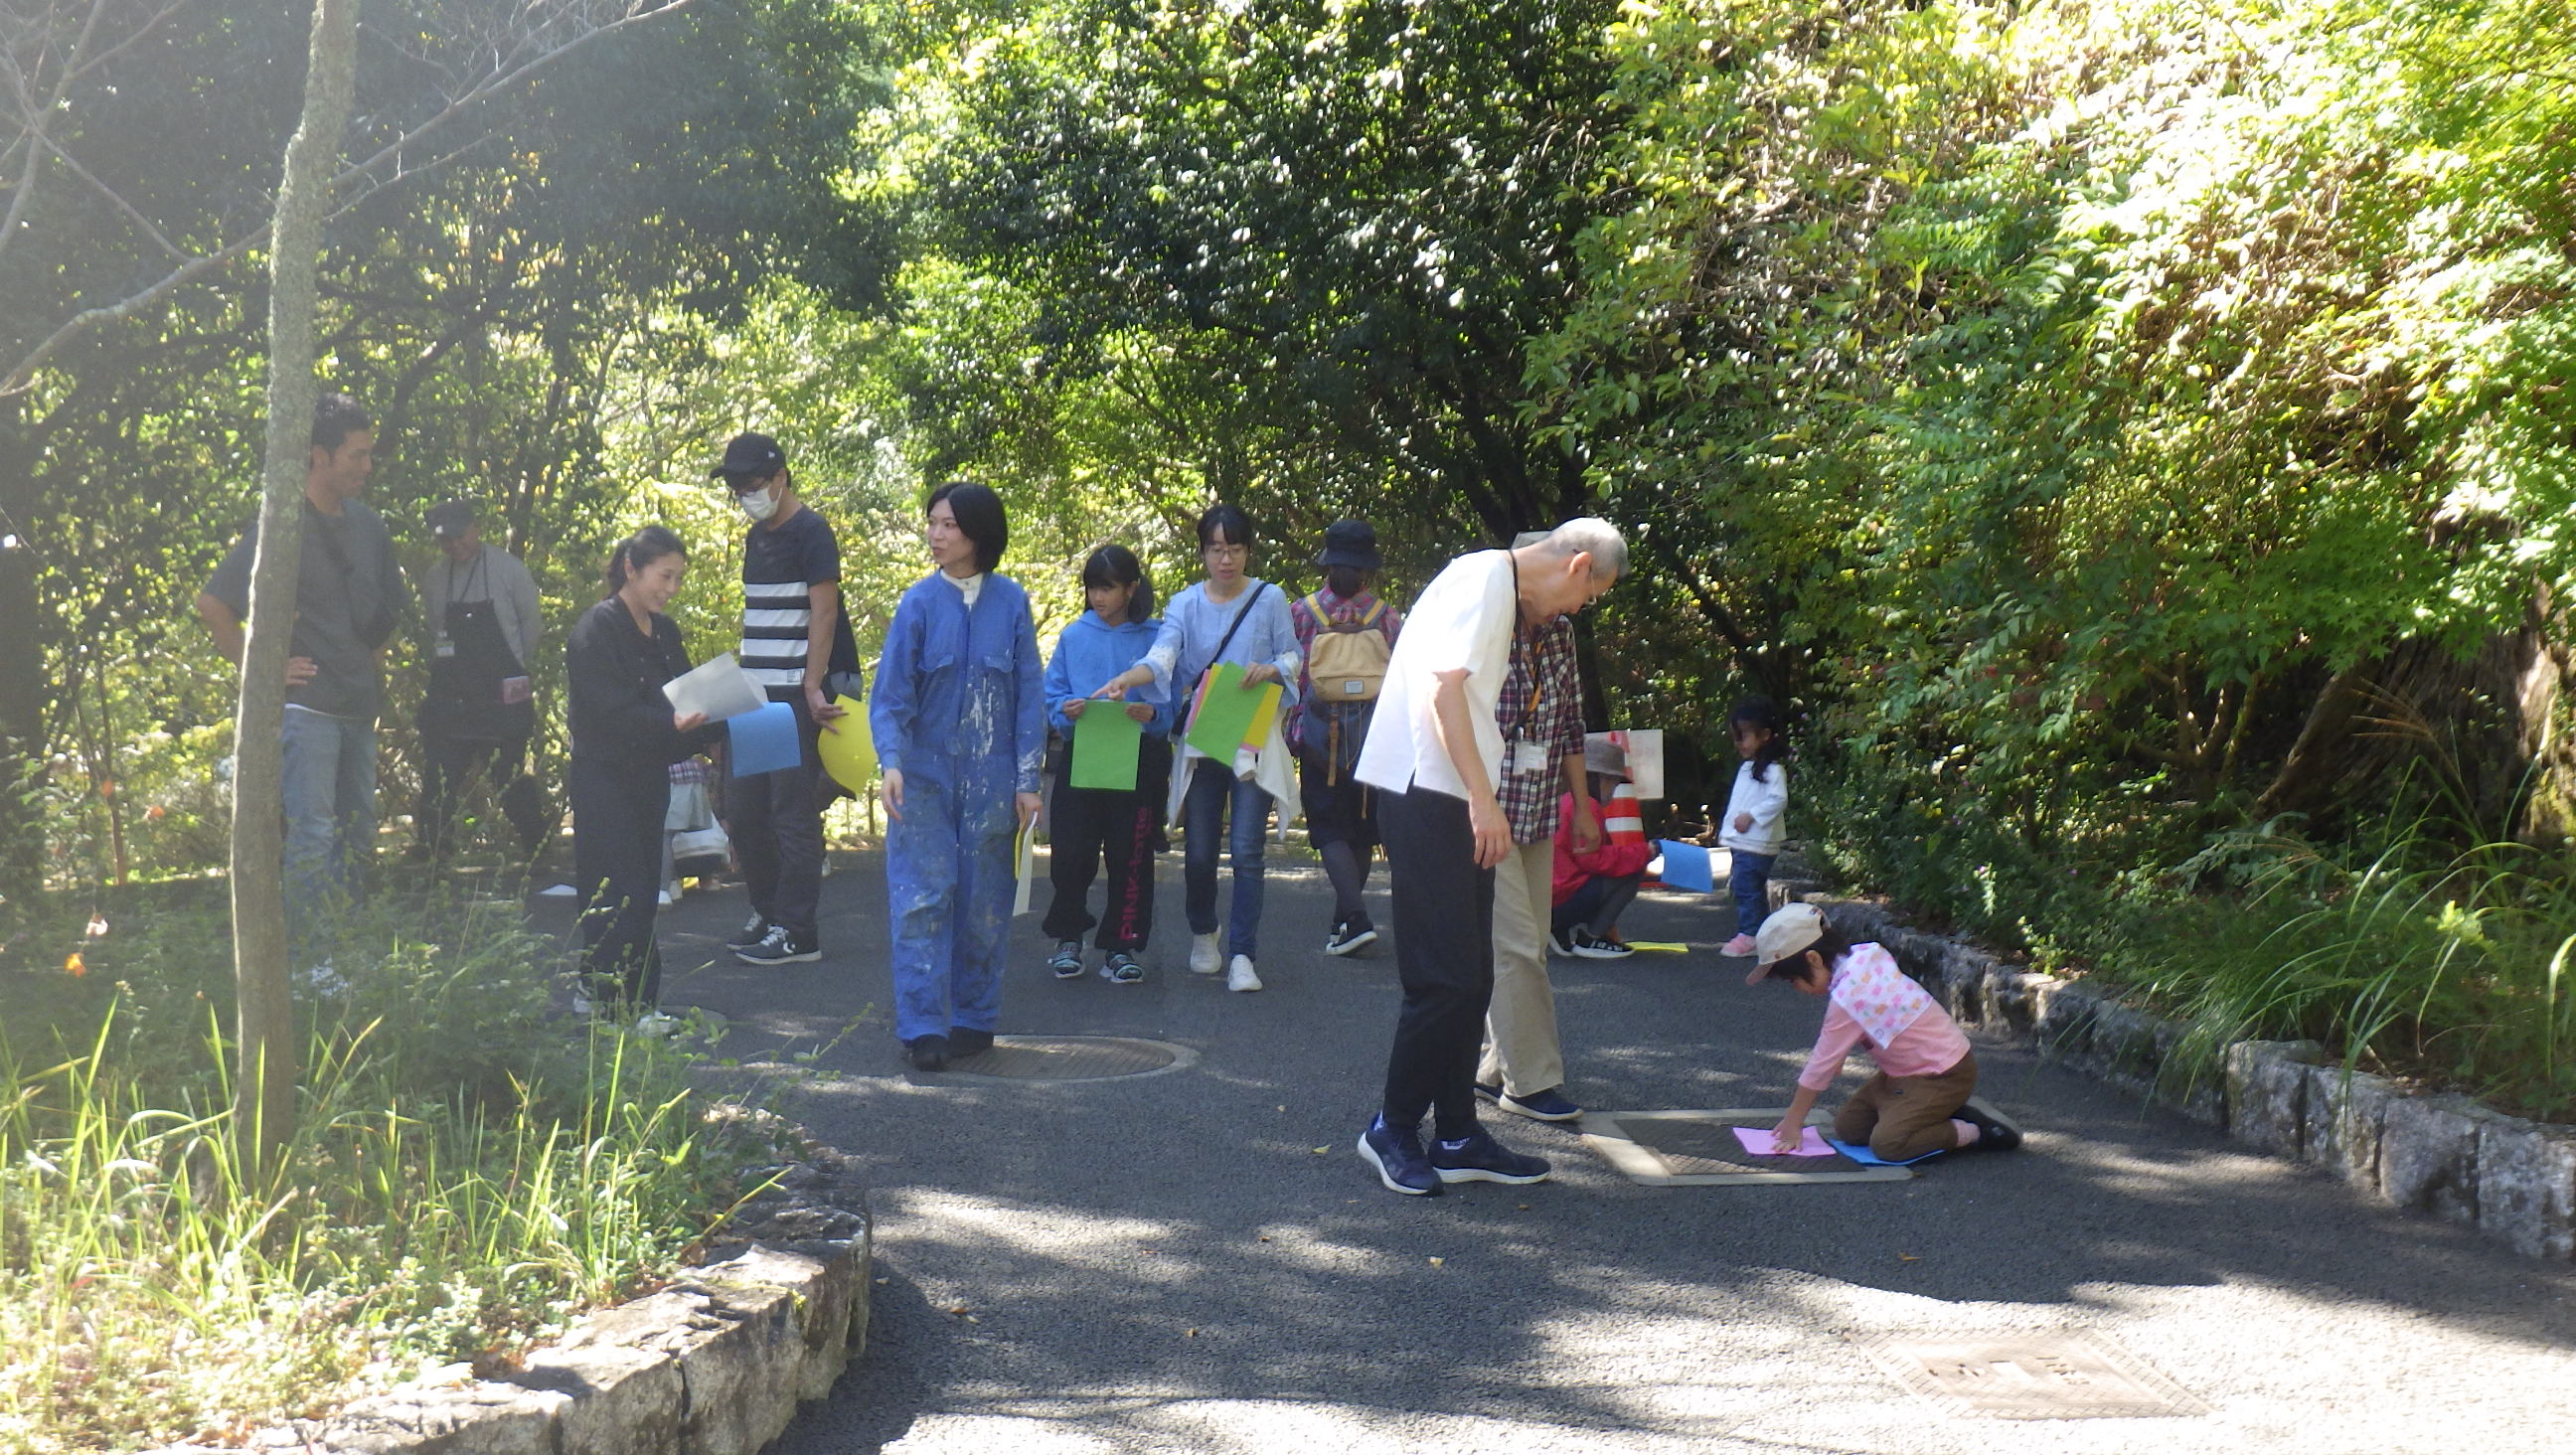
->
[[1580, 1109, 1916, 1186], [1852, 1330, 2209, 1419]]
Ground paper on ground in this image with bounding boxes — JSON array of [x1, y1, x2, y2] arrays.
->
[[663, 652, 768, 722], [1733, 1124, 1834, 1158]]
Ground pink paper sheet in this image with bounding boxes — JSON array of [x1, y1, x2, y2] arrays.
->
[[1733, 1125, 1834, 1158]]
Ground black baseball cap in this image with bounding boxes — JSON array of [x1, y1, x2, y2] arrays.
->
[[426, 499, 477, 538], [710, 431, 787, 483], [1314, 519, 1382, 570]]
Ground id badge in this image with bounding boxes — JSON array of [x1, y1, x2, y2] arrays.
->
[[1510, 738, 1550, 774], [434, 639, 456, 659]]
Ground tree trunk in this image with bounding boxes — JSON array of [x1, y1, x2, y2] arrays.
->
[[0, 395, 41, 911], [231, 0, 356, 1177]]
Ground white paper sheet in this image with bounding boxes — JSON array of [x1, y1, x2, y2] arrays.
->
[[661, 652, 769, 723]]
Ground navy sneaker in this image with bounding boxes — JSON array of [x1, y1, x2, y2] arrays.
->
[[1498, 1086, 1584, 1122], [1473, 1080, 1504, 1102], [1357, 1115, 1443, 1197], [1102, 951, 1145, 984], [734, 925, 820, 965], [1046, 940, 1084, 978], [905, 1035, 949, 1072], [1429, 1128, 1552, 1185], [1566, 927, 1635, 959], [725, 913, 771, 952]]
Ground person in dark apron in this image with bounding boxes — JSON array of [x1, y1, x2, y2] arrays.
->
[[414, 499, 546, 861]]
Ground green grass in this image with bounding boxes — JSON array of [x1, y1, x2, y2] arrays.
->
[[0, 893, 776, 1455]]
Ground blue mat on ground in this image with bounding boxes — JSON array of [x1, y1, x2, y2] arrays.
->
[[1828, 1137, 1946, 1168]]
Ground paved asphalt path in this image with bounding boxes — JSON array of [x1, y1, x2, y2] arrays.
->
[[561, 847, 2576, 1454]]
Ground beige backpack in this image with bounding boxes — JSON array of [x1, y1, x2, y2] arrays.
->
[[1304, 592, 1390, 703]]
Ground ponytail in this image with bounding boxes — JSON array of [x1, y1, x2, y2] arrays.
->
[[604, 525, 688, 596]]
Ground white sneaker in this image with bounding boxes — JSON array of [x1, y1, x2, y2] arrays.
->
[[1227, 954, 1262, 993], [656, 889, 675, 907], [570, 990, 597, 1017], [1190, 932, 1221, 975], [632, 1011, 682, 1038], [539, 883, 578, 897]]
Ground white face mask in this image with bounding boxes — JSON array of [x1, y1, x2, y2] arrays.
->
[[733, 485, 781, 523]]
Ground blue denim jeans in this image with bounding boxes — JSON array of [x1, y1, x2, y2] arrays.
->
[[279, 706, 377, 943], [1729, 849, 1776, 938], [1183, 756, 1271, 957]]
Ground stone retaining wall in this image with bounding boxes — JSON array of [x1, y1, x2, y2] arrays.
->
[[150, 1144, 872, 1455], [1773, 883, 2575, 1263]]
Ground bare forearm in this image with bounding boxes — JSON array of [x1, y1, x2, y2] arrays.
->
[[197, 594, 245, 666], [1429, 676, 1496, 810]]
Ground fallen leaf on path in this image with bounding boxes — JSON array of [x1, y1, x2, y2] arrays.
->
[[1897, 1253, 1918, 1262], [1428, 1256, 1444, 1267]]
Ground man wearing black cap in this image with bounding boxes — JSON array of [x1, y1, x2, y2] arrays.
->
[[1287, 519, 1403, 955], [412, 498, 544, 861], [711, 432, 863, 965]]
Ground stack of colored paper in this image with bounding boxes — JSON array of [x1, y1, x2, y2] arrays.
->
[[1185, 662, 1282, 759]]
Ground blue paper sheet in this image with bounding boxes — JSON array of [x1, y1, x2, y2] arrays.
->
[[1656, 840, 1714, 893], [728, 701, 801, 777], [1827, 1137, 1946, 1168]]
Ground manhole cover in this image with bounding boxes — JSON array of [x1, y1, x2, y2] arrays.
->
[[935, 1036, 1194, 1083], [1853, 1331, 2208, 1419]]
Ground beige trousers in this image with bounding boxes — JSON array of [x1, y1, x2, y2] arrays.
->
[[1478, 840, 1564, 1097]]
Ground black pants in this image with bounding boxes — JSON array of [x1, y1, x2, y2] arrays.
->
[[1552, 870, 1646, 937], [1377, 784, 1497, 1139], [416, 730, 536, 856], [571, 754, 668, 1008], [1043, 736, 1172, 952], [732, 716, 826, 939]]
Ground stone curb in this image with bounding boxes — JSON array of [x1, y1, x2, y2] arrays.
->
[[1766, 880, 2575, 1263], [149, 1140, 872, 1455]]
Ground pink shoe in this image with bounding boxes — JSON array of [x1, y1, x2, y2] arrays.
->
[[1720, 934, 1758, 958]]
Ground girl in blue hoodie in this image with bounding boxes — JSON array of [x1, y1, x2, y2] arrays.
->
[[870, 482, 1046, 1072], [1040, 546, 1172, 983]]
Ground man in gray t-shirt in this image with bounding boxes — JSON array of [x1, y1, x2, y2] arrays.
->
[[196, 393, 404, 941]]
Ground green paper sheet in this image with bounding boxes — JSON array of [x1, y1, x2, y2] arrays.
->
[[1186, 662, 1282, 760], [1069, 702, 1146, 790]]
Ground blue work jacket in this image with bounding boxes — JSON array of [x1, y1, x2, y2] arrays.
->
[[869, 571, 1046, 793]]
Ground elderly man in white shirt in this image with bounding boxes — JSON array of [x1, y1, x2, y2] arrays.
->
[[1352, 518, 1626, 1197]]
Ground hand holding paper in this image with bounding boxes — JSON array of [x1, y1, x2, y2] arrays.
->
[[1736, 1124, 1834, 1158], [664, 652, 769, 723]]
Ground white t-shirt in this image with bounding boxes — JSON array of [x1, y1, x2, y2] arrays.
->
[[1356, 551, 1518, 801]]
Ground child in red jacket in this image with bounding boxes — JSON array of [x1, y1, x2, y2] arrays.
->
[[1551, 738, 1655, 958]]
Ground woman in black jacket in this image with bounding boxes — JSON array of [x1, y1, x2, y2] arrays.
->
[[566, 526, 714, 1021]]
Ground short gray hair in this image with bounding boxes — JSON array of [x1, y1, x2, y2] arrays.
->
[[1535, 517, 1627, 580]]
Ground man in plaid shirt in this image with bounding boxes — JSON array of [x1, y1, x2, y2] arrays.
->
[[1475, 574, 1601, 1123]]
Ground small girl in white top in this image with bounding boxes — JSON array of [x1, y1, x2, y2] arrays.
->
[[1718, 696, 1788, 958]]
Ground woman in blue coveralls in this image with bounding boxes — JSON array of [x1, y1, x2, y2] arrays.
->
[[870, 482, 1046, 1072]]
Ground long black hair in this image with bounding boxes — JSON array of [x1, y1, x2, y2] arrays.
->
[[604, 525, 687, 596], [1730, 695, 1788, 783], [928, 480, 1009, 572], [1081, 543, 1154, 622]]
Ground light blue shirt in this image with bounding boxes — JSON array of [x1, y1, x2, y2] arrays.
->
[[1142, 578, 1302, 715]]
